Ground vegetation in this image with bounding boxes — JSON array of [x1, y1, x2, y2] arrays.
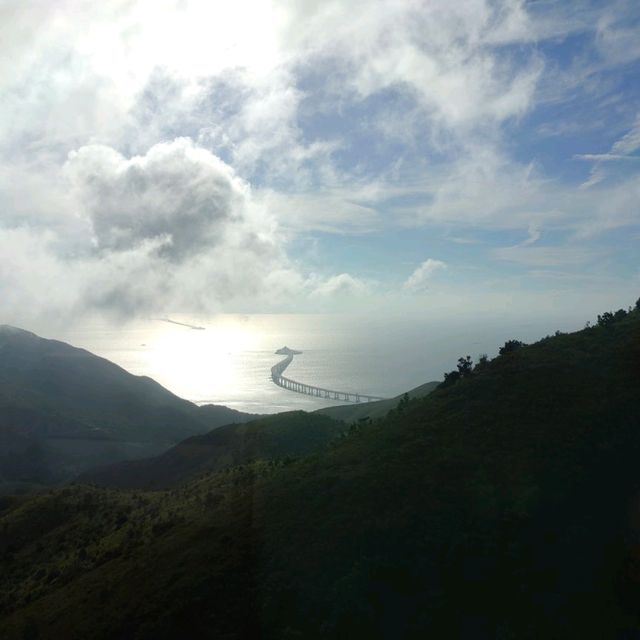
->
[[78, 411, 346, 490], [1, 303, 640, 638], [315, 380, 439, 423], [0, 468, 263, 639], [498, 338, 526, 355]]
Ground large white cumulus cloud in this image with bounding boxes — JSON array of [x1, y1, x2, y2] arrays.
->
[[0, 139, 294, 321], [66, 138, 252, 259], [0, 137, 369, 323]]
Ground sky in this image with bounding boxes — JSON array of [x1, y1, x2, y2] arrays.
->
[[1, 0, 639, 331]]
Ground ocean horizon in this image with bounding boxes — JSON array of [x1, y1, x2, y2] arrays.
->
[[43, 312, 585, 415]]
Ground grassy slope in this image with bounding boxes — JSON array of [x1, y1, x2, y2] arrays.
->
[[1, 311, 640, 638], [314, 380, 439, 423]]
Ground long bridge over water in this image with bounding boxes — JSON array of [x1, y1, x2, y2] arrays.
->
[[271, 347, 386, 404]]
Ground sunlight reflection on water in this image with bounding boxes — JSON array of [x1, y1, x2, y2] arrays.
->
[[53, 313, 567, 414]]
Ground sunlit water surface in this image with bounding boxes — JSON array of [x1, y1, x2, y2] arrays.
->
[[52, 314, 577, 414]]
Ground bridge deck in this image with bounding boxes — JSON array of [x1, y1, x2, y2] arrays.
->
[[270, 350, 385, 404]]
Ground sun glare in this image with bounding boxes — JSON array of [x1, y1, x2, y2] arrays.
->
[[145, 316, 262, 402], [77, 0, 287, 95]]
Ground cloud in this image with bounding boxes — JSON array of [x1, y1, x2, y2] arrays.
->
[[0, 0, 547, 182], [0, 138, 294, 320], [573, 173, 640, 237], [409, 147, 553, 228], [403, 259, 447, 293], [310, 273, 369, 298], [576, 114, 640, 188], [611, 114, 640, 156], [1, 0, 639, 324], [258, 188, 381, 233], [0, 136, 375, 322], [520, 224, 541, 247], [595, 8, 640, 68], [197, 71, 340, 183], [282, 0, 543, 132], [574, 154, 640, 162], [492, 245, 597, 268], [0, 229, 83, 318], [65, 138, 251, 260]]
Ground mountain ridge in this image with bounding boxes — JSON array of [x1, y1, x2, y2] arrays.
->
[[0, 325, 259, 486]]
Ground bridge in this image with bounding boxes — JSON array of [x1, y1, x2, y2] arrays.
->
[[271, 346, 386, 404]]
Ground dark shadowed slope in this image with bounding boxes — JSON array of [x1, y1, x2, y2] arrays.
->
[[315, 380, 439, 423], [257, 308, 640, 638], [0, 325, 258, 485], [1, 307, 640, 638], [78, 411, 346, 489]]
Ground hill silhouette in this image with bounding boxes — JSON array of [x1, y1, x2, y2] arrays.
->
[[0, 325, 258, 487], [1, 304, 640, 638]]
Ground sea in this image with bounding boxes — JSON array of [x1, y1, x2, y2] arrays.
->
[[51, 312, 583, 415]]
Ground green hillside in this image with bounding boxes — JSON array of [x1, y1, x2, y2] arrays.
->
[[1, 304, 640, 638], [0, 326, 258, 486], [257, 308, 640, 638], [78, 411, 346, 490], [315, 380, 439, 423]]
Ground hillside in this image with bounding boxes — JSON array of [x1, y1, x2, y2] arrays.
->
[[315, 380, 439, 423], [257, 309, 640, 637], [78, 411, 346, 490], [0, 326, 258, 485], [1, 305, 640, 638]]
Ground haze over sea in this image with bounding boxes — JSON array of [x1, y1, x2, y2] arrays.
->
[[51, 311, 587, 415]]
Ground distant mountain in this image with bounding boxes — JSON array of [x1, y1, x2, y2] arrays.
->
[[2, 305, 640, 638], [78, 411, 346, 489], [0, 325, 258, 485], [315, 380, 439, 422]]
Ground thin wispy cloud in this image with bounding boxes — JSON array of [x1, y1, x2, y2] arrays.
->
[[576, 113, 640, 188]]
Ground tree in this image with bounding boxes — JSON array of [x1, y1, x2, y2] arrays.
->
[[597, 312, 614, 327], [597, 309, 627, 327], [440, 370, 460, 388], [457, 356, 473, 378], [499, 340, 525, 356], [614, 308, 627, 321], [397, 392, 410, 413], [439, 356, 474, 389], [474, 354, 489, 372]]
